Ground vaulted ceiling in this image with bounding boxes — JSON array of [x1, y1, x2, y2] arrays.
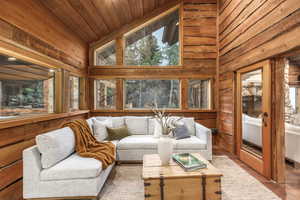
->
[[40, 0, 179, 43]]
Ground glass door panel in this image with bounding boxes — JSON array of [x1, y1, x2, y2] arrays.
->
[[241, 69, 263, 157]]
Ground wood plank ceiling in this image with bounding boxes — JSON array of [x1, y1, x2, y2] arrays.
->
[[39, 0, 178, 43]]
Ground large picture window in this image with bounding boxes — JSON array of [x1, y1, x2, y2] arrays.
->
[[94, 80, 116, 109], [124, 9, 179, 66], [69, 76, 80, 111], [124, 80, 180, 109], [188, 79, 211, 109], [0, 54, 55, 120], [94, 41, 116, 66]]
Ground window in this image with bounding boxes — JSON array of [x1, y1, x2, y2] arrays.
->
[[0, 54, 55, 120], [94, 80, 116, 109], [124, 9, 179, 66], [124, 80, 180, 109], [94, 41, 116, 66], [69, 76, 80, 111], [188, 79, 211, 109]]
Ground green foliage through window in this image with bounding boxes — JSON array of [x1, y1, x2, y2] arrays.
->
[[124, 9, 179, 66]]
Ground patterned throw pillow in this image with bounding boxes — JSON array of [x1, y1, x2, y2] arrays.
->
[[173, 124, 191, 140]]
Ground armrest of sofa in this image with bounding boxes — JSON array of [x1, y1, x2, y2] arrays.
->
[[23, 146, 42, 196], [195, 122, 212, 152]]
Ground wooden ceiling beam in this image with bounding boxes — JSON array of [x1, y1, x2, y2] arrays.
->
[[90, 0, 181, 49], [4, 65, 50, 77], [0, 67, 50, 80]]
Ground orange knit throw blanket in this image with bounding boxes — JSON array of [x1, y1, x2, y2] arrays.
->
[[64, 119, 116, 169]]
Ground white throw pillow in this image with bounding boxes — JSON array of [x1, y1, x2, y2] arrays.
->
[[93, 119, 113, 141], [36, 127, 75, 169]]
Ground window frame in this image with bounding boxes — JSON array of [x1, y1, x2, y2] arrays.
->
[[123, 78, 182, 110], [92, 5, 183, 68], [187, 78, 213, 111], [68, 75, 80, 112], [123, 8, 181, 67], [93, 40, 117, 66], [93, 79, 117, 110]]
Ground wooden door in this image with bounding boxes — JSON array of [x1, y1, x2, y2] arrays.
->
[[236, 60, 271, 179]]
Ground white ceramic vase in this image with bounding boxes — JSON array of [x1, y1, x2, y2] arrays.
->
[[157, 135, 174, 166]]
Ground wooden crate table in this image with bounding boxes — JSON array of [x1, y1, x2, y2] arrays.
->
[[142, 153, 223, 200]]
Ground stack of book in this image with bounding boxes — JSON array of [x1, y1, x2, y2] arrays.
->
[[172, 153, 207, 171]]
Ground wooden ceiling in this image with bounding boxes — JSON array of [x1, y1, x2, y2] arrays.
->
[[40, 0, 179, 43]]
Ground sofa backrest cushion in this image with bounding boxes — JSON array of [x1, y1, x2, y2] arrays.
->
[[36, 127, 75, 169], [111, 117, 125, 128], [148, 118, 156, 135], [125, 116, 149, 135]]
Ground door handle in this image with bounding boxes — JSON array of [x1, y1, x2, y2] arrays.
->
[[262, 112, 268, 127]]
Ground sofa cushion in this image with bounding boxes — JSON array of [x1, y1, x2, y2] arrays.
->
[[93, 119, 113, 141], [40, 153, 102, 181], [111, 117, 125, 128], [174, 136, 206, 150], [148, 118, 156, 135], [125, 117, 149, 135], [36, 127, 75, 169], [117, 135, 158, 150]]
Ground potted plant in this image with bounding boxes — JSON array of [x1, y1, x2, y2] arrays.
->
[[152, 106, 182, 165]]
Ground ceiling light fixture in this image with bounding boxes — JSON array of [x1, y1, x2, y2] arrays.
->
[[7, 57, 17, 61]]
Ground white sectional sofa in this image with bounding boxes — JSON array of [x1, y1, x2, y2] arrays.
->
[[23, 116, 212, 199], [242, 114, 300, 164]]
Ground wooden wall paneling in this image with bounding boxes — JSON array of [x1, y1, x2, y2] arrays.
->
[[181, 79, 189, 110], [54, 69, 64, 113], [219, 0, 268, 42], [89, 78, 95, 111], [0, 139, 35, 168], [79, 77, 88, 110], [0, 179, 23, 200], [220, 10, 300, 66], [0, 160, 22, 190], [116, 79, 124, 110], [271, 58, 286, 183], [116, 37, 124, 65], [63, 70, 71, 113], [0, 0, 87, 71]]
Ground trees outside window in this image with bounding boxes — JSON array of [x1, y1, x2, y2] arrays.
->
[[125, 80, 180, 109], [94, 80, 116, 109], [188, 79, 211, 109], [124, 9, 179, 66], [94, 41, 116, 66]]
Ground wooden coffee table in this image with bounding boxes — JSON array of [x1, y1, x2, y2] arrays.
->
[[142, 153, 222, 200]]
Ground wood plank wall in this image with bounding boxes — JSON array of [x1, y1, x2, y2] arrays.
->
[[90, 0, 218, 130], [0, 0, 88, 75], [217, 0, 300, 153], [0, 1, 90, 199], [0, 112, 88, 200]]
